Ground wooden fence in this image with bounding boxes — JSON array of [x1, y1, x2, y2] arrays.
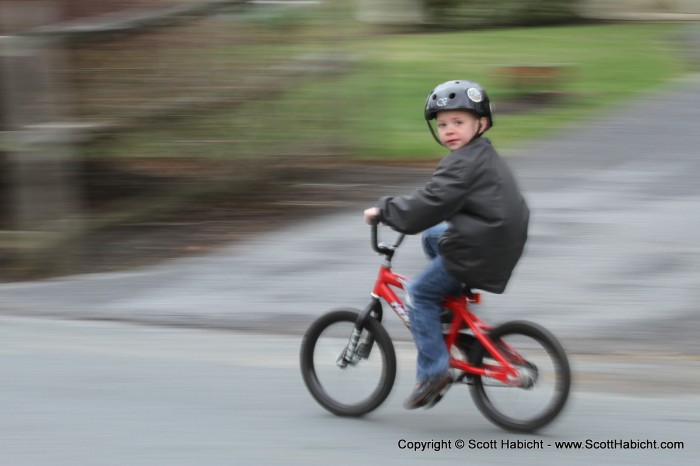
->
[[0, 0, 350, 278]]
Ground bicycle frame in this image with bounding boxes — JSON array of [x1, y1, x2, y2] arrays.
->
[[354, 225, 525, 386]]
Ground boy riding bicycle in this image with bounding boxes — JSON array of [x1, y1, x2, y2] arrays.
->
[[364, 80, 530, 409]]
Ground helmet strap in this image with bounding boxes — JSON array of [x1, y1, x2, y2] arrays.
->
[[472, 119, 486, 140], [427, 120, 442, 146]]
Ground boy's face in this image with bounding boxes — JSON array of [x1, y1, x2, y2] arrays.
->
[[436, 110, 488, 151]]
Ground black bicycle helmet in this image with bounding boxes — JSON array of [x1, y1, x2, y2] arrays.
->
[[424, 80, 493, 145]]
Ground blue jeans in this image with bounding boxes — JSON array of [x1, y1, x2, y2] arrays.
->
[[407, 223, 462, 382]]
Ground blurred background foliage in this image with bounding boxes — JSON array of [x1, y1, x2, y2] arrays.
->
[[344, 22, 687, 158], [0, 0, 696, 278], [422, 0, 580, 28]]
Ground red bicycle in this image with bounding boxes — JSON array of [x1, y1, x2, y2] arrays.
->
[[300, 223, 571, 433]]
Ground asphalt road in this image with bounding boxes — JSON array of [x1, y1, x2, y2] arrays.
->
[[1, 317, 698, 466]]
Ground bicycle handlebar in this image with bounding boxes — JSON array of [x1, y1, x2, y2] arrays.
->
[[370, 218, 405, 258]]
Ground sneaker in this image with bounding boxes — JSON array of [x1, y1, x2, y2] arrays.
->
[[403, 373, 452, 410]]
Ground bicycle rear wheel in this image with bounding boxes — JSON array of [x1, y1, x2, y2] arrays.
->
[[300, 309, 396, 416], [469, 321, 571, 433]]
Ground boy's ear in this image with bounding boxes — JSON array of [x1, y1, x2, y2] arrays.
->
[[479, 117, 490, 133]]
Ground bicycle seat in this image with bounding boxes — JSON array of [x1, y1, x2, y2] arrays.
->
[[461, 285, 481, 303]]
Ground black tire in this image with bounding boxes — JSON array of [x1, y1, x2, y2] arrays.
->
[[300, 309, 397, 416], [469, 321, 571, 433]]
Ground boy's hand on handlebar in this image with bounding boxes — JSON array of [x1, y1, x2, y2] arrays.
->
[[364, 207, 381, 225]]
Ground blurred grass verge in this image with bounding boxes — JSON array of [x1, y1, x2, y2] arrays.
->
[[345, 23, 689, 158], [0, 0, 693, 279]]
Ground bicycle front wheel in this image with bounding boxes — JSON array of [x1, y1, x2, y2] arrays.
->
[[300, 309, 396, 417], [469, 321, 571, 433]]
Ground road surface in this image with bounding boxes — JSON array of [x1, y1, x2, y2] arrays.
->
[[1, 317, 698, 466]]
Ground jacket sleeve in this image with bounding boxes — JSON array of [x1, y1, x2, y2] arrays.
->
[[377, 155, 474, 234]]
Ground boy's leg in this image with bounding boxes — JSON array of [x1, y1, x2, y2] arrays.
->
[[406, 255, 461, 408], [421, 223, 448, 259]]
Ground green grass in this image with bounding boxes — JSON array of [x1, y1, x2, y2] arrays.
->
[[85, 23, 690, 162], [339, 23, 688, 158]]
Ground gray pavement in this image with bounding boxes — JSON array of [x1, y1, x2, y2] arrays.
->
[[1, 74, 700, 358], [1, 316, 698, 466]]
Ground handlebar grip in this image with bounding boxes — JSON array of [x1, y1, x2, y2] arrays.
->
[[371, 222, 380, 253], [371, 222, 403, 257], [370, 222, 390, 255]]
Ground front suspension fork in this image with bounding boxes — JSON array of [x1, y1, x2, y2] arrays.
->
[[337, 298, 383, 367]]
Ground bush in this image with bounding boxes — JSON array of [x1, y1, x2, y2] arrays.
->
[[423, 0, 581, 29]]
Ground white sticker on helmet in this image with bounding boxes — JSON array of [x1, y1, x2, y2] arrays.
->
[[467, 87, 483, 103]]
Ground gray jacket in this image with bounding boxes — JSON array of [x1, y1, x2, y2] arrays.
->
[[377, 137, 529, 294]]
